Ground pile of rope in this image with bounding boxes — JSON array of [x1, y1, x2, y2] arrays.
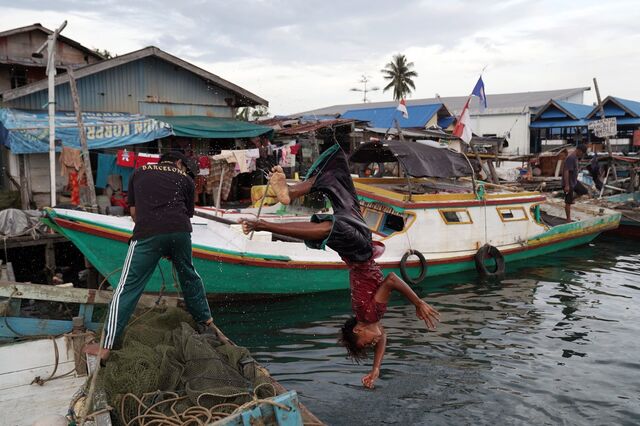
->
[[95, 307, 276, 425]]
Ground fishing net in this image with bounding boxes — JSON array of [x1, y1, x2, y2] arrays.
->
[[96, 307, 275, 425]]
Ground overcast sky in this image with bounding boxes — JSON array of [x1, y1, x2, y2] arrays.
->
[[1, 0, 639, 114]]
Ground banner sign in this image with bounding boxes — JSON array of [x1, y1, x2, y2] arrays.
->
[[0, 109, 173, 154], [588, 117, 617, 138]]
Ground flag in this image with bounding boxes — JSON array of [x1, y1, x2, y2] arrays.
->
[[471, 76, 487, 110], [453, 99, 473, 143], [397, 99, 409, 119]]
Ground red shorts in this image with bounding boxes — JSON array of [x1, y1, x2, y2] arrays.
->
[[348, 258, 387, 323]]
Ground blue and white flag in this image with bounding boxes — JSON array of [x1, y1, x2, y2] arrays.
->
[[471, 76, 487, 110]]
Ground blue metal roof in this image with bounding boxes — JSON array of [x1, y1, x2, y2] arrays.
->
[[554, 100, 593, 119], [438, 116, 455, 129], [530, 119, 590, 128], [613, 97, 640, 117], [341, 103, 443, 128]]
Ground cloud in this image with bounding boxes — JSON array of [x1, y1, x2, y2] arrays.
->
[[1, 0, 639, 113]]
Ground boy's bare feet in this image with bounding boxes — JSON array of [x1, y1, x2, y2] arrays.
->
[[269, 166, 290, 205], [83, 343, 110, 361]]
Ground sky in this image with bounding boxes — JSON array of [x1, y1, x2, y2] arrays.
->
[[1, 0, 639, 115]]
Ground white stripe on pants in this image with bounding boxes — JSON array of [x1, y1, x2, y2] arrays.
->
[[104, 240, 137, 349]]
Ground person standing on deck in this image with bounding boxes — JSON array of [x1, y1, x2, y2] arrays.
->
[[562, 144, 589, 222], [240, 145, 440, 389], [84, 151, 218, 360]]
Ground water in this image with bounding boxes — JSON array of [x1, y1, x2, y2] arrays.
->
[[214, 236, 640, 425]]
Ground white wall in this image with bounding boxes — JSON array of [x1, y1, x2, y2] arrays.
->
[[471, 112, 531, 155]]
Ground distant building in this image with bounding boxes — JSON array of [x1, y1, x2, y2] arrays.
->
[[530, 96, 640, 153], [297, 87, 590, 155], [0, 33, 269, 207], [0, 23, 103, 92]]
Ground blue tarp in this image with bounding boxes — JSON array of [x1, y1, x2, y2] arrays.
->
[[0, 108, 173, 154]]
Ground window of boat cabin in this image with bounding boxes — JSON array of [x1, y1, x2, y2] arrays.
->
[[439, 209, 473, 224], [380, 213, 405, 234], [363, 209, 383, 229], [496, 206, 528, 222]]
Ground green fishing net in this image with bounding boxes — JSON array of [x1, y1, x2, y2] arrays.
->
[[96, 307, 275, 425]]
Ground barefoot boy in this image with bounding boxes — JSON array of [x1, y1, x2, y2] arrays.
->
[[241, 144, 439, 388]]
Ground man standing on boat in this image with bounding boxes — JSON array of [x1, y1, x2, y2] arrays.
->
[[240, 145, 440, 389], [562, 144, 589, 222], [85, 151, 218, 360]]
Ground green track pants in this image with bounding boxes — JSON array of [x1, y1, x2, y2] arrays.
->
[[102, 232, 212, 349]]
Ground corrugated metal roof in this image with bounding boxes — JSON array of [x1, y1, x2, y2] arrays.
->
[[341, 104, 443, 128], [530, 119, 590, 128], [554, 100, 593, 119], [276, 119, 354, 135], [296, 87, 590, 117], [613, 97, 640, 117], [586, 96, 640, 119], [0, 46, 267, 107]]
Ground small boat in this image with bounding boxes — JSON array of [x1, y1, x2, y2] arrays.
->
[[43, 141, 621, 295], [0, 280, 320, 426], [598, 191, 640, 238]]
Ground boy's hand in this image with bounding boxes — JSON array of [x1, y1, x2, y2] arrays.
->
[[362, 368, 380, 389], [416, 301, 440, 331], [240, 219, 260, 234]]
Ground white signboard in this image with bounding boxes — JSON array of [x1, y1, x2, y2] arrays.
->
[[588, 117, 617, 138]]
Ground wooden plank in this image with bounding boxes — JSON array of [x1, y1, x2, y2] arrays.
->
[[2, 233, 68, 249], [67, 66, 98, 212], [0, 281, 179, 307], [0, 316, 101, 338]]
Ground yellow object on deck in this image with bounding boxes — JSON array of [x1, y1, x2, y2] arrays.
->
[[251, 184, 278, 207]]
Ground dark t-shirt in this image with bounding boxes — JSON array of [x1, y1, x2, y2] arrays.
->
[[128, 162, 195, 240], [562, 153, 579, 189], [304, 146, 373, 262]]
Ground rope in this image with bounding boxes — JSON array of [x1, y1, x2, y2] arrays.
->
[[118, 383, 283, 426], [30, 336, 77, 386]]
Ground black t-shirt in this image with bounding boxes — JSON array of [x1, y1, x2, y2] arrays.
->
[[562, 153, 579, 189], [127, 161, 195, 240]]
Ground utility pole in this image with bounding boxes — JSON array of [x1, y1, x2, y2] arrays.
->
[[350, 75, 379, 103], [33, 20, 67, 207], [592, 77, 617, 181]]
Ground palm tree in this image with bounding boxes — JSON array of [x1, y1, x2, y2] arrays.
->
[[381, 54, 418, 100]]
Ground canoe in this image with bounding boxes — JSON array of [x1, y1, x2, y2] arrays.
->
[[599, 191, 640, 238], [43, 176, 620, 295]]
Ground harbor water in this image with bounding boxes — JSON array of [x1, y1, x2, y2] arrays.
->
[[214, 236, 640, 425]]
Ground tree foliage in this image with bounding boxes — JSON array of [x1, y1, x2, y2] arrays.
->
[[381, 54, 418, 101], [236, 106, 270, 121]]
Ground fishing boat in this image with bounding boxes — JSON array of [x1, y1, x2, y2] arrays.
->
[[43, 141, 620, 294]]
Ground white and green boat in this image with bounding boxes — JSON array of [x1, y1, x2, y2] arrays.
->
[[44, 141, 621, 294]]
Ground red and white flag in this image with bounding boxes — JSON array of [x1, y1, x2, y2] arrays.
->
[[397, 99, 409, 119], [453, 99, 473, 143]]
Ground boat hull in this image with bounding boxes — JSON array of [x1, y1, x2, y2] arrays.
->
[[45, 209, 618, 294]]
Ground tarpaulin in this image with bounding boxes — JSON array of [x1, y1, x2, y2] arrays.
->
[[350, 139, 472, 178], [151, 115, 273, 139], [0, 108, 173, 154]]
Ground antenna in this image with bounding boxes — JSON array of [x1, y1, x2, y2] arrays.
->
[[350, 75, 379, 103]]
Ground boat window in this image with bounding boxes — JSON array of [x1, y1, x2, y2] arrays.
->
[[363, 209, 383, 229], [497, 207, 528, 222], [380, 213, 405, 234], [439, 209, 473, 224]]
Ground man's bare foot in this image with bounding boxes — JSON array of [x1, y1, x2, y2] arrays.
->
[[269, 166, 290, 205], [83, 343, 110, 361]]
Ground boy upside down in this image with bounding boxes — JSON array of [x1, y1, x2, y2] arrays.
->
[[240, 145, 439, 389]]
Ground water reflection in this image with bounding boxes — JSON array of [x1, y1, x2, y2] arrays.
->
[[214, 237, 640, 425]]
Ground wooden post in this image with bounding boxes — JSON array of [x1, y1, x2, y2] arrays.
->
[[593, 78, 617, 181], [66, 66, 98, 212], [44, 241, 56, 284], [18, 155, 30, 210]]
